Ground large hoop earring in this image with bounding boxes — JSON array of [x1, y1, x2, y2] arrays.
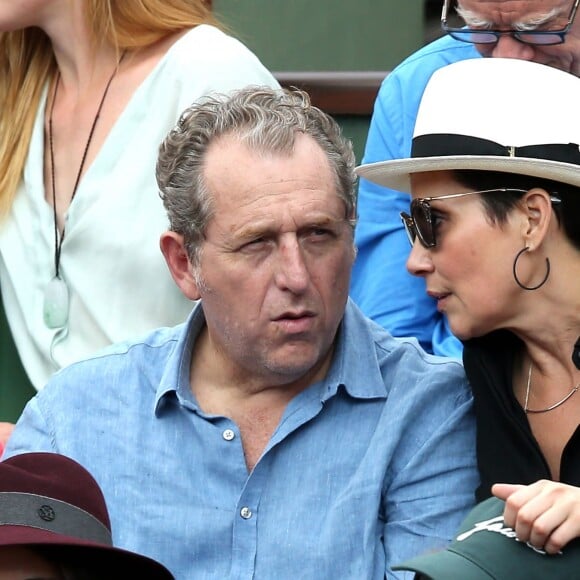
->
[[512, 247, 550, 291]]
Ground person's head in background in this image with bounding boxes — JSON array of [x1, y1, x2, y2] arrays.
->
[[441, 0, 580, 75], [0, 452, 173, 579]]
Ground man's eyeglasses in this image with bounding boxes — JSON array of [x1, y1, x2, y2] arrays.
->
[[400, 188, 564, 249], [441, 0, 580, 46]]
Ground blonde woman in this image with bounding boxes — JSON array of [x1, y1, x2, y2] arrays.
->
[[0, 0, 278, 436]]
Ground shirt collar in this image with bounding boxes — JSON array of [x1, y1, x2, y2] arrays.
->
[[154, 298, 387, 414], [320, 298, 388, 402], [154, 302, 205, 414]]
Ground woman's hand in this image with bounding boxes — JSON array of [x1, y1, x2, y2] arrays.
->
[[493, 481, 580, 554], [0, 422, 15, 458]]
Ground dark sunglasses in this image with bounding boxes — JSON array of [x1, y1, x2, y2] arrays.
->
[[400, 188, 528, 249], [441, 0, 580, 46]]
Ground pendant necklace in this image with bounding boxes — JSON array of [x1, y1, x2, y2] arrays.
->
[[43, 51, 126, 329], [524, 361, 580, 414]]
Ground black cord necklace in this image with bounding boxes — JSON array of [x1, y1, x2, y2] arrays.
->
[[43, 52, 126, 329]]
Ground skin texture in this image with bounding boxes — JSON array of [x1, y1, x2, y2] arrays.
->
[[406, 170, 580, 554], [0, 546, 62, 580], [0, 0, 58, 31], [459, 0, 580, 74]]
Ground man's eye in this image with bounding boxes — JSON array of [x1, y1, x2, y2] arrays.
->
[[307, 228, 334, 239], [239, 237, 272, 253]]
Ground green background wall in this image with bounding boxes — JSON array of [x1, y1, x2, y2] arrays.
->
[[214, 1, 424, 72], [214, 1, 426, 162], [0, 289, 35, 422]]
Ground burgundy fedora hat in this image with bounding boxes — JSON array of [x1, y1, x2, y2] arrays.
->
[[0, 452, 173, 578]]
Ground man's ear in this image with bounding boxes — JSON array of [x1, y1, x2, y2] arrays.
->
[[160, 232, 201, 300]]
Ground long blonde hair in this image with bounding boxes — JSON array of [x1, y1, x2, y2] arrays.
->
[[0, 0, 221, 217]]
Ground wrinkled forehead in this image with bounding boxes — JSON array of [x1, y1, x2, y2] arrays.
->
[[457, 0, 572, 26]]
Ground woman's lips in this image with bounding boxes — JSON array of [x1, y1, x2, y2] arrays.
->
[[428, 291, 451, 311]]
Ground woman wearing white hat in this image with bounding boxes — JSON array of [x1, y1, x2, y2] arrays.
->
[[357, 57, 580, 555]]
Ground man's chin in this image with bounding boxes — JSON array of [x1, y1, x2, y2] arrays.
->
[[262, 345, 331, 382], [264, 358, 320, 380]]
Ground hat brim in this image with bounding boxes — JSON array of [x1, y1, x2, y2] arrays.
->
[[0, 526, 173, 579], [355, 155, 580, 194], [393, 547, 491, 580]]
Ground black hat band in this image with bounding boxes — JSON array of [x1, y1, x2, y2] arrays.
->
[[0, 491, 113, 546], [412, 134, 580, 165]]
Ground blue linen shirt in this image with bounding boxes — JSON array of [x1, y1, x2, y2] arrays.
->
[[350, 35, 480, 358], [6, 299, 478, 579]]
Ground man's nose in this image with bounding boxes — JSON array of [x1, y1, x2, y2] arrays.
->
[[489, 35, 536, 60], [274, 240, 310, 293], [406, 240, 434, 278]]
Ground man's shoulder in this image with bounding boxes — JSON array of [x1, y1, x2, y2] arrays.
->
[[342, 308, 473, 436], [5, 322, 191, 463], [370, 36, 481, 126], [75, 323, 181, 364], [396, 34, 480, 71], [383, 35, 480, 87], [43, 324, 184, 396], [374, 328, 468, 397], [375, 322, 464, 373], [346, 301, 467, 387]]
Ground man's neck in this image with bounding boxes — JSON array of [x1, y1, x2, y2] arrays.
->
[[188, 325, 334, 471]]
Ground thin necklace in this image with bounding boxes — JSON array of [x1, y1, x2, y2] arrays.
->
[[43, 51, 126, 329], [524, 361, 580, 414]]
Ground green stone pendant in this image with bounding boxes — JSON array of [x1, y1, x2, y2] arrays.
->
[[43, 276, 69, 329]]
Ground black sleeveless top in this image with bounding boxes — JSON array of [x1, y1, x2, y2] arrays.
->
[[463, 330, 580, 502]]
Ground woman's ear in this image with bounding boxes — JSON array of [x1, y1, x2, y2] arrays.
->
[[159, 231, 202, 300], [520, 188, 554, 250]]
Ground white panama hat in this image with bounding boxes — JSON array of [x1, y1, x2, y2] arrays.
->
[[356, 58, 580, 193]]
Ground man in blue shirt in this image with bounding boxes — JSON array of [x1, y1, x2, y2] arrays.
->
[[5, 86, 478, 579], [351, 0, 580, 358]]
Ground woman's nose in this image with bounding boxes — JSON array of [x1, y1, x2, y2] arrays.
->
[[406, 240, 434, 277]]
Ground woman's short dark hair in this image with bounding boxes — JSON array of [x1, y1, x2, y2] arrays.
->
[[453, 170, 580, 250]]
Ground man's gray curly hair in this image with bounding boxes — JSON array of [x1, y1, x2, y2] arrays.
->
[[156, 86, 357, 265]]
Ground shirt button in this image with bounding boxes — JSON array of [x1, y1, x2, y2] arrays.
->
[[222, 429, 235, 441], [240, 507, 252, 519]]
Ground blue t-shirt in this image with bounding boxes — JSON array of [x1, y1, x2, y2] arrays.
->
[[6, 299, 478, 579], [350, 35, 480, 358]]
